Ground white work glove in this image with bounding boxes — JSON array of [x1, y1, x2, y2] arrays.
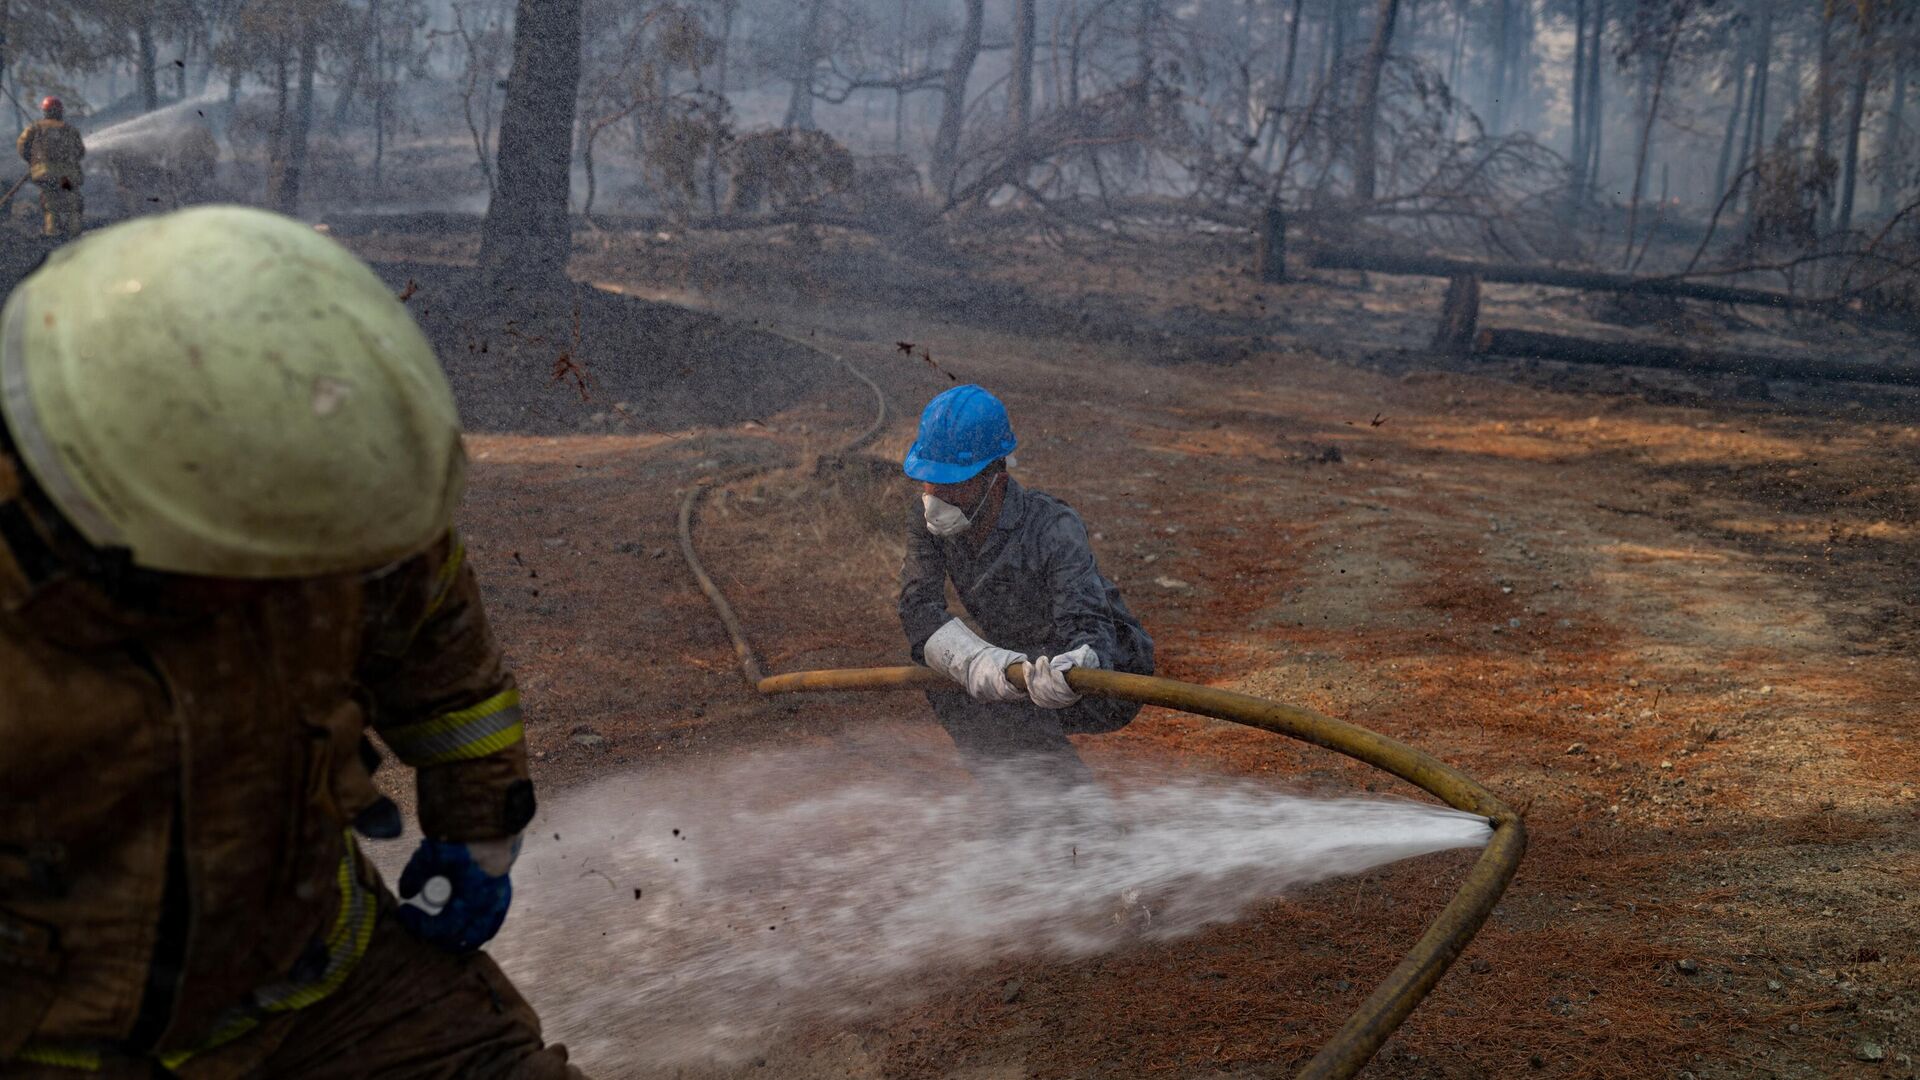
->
[[923, 618, 1028, 703], [1028, 645, 1099, 709]]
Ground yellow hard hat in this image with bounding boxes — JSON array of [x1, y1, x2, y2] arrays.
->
[[0, 205, 465, 578]]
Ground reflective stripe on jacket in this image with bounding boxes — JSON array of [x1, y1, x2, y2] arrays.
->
[[0, 517, 530, 1073]]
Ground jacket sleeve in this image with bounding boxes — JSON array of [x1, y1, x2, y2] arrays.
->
[[1040, 507, 1120, 665], [358, 532, 533, 842], [898, 508, 953, 663], [16, 126, 32, 164]]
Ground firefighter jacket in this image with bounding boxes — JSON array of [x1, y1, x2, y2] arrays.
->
[[0, 455, 533, 1074], [16, 120, 84, 187], [899, 478, 1154, 675]]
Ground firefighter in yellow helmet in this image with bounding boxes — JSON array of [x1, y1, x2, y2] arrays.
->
[[16, 97, 84, 240], [0, 207, 587, 1078]]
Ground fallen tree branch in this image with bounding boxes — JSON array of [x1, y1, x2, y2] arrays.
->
[[1310, 247, 1814, 310], [1474, 326, 1920, 387]]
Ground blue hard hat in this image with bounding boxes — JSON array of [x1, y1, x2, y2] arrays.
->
[[902, 384, 1018, 483]]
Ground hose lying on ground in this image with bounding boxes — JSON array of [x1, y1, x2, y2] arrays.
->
[[672, 317, 1524, 1080], [674, 323, 888, 688]]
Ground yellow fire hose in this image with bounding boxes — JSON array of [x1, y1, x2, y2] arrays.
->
[[676, 323, 1525, 1078], [757, 664, 1524, 1080]]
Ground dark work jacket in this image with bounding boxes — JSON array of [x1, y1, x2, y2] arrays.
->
[[899, 478, 1153, 677]]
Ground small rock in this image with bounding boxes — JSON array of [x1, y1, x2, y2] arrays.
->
[[1469, 957, 1491, 974], [1154, 576, 1192, 590], [1767, 980, 1783, 992], [571, 733, 606, 748], [1758, 685, 1773, 695], [1660, 760, 1674, 770], [1550, 580, 1565, 591], [651, 548, 667, 559], [1676, 959, 1699, 974], [1854, 1041, 1885, 1062], [1000, 979, 1023, 1004], [1565, 743, 1586, 755], [1333, 980, 1352, 992], [1508, 617, 1523, 628]]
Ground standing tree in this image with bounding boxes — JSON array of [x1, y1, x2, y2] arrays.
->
[[1350, 0, 1399, 204], [1011, 0, 1036, 135], [1833, 0, 1875, 235], [267, 12, 319, 213], [930, 0, 983, 197], [479, 0, 583, 287]]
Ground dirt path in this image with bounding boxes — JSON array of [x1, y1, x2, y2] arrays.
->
[[352, 232, 1919, 1079]]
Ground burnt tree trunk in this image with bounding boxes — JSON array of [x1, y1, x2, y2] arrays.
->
[[1623, 28, 1678, 268], [269, 23, 318, 214], [1570, 0, 1588, 193], [136, 12, 158, 111], [1583, 0, 1605, 199], [1882, 55, 1908, 214], [479, 0, 583, 288], [782, 0, 825, 130], [1011, 0, 1035, 134], [332, 4, 378, 129], [1257, 205, 1285, 283], [1432, 274, 1482, 354], [1711, 8, 1752, 204], [931, 0, 985, 198], [1835, 10, 1873, 235], [1814, 1, 1836, 227], [1350, 0, 1399, 205], [266, 40, 290, 198], [1739, 0, 1772, 217], [1475, 327, 1919, 387], [1278, 0, 1306, 117], [1486, 0, 1511, 134]]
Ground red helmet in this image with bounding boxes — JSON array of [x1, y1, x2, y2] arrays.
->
[[39, 96, 62, 119]]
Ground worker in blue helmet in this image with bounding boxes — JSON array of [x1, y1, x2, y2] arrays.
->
[[899, 384, 1154, 783]]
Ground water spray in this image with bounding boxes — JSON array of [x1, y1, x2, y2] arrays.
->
[[483, 746, 1495, 1070]]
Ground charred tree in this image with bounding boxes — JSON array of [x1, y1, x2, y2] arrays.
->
[[1883, 54, 1908, 214], [266, 38, 290, 199], [782, 0, 825, 130], [1432, 274, 1482, 354], [479, 0, 583, 288], [1624, 7, 1686, 268], [1487, 0, 1512, 135], [1583, 0, 1607, 199], [1835, 7, 1874, 235], [1738, 0, 1772, 215], [1350, 0, 1400, 204], [1572, 0, 1590, 194], [1475, 327, 1919, 387], [268, 21, 318, 214], [931, 0, 985, 198], [1814, 0, 1837, 226], [1012, 0, 1035, 134], [136, 11, 158, 111], [1277, 0, 1306, 118], [1712, 4, 1754, 203]]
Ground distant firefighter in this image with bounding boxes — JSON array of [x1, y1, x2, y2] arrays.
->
[[15, 96, 84, 240]]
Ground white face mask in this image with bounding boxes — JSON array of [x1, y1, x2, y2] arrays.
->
[[922, 493, 973, 537]]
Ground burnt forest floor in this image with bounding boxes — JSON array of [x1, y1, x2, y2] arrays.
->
[[345, 223, 1920, 1080]]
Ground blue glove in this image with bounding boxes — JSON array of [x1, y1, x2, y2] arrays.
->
[[395, 837, 518, 952]]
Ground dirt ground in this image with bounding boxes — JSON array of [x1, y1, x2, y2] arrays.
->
[[344, 223, 1920, 1080]]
